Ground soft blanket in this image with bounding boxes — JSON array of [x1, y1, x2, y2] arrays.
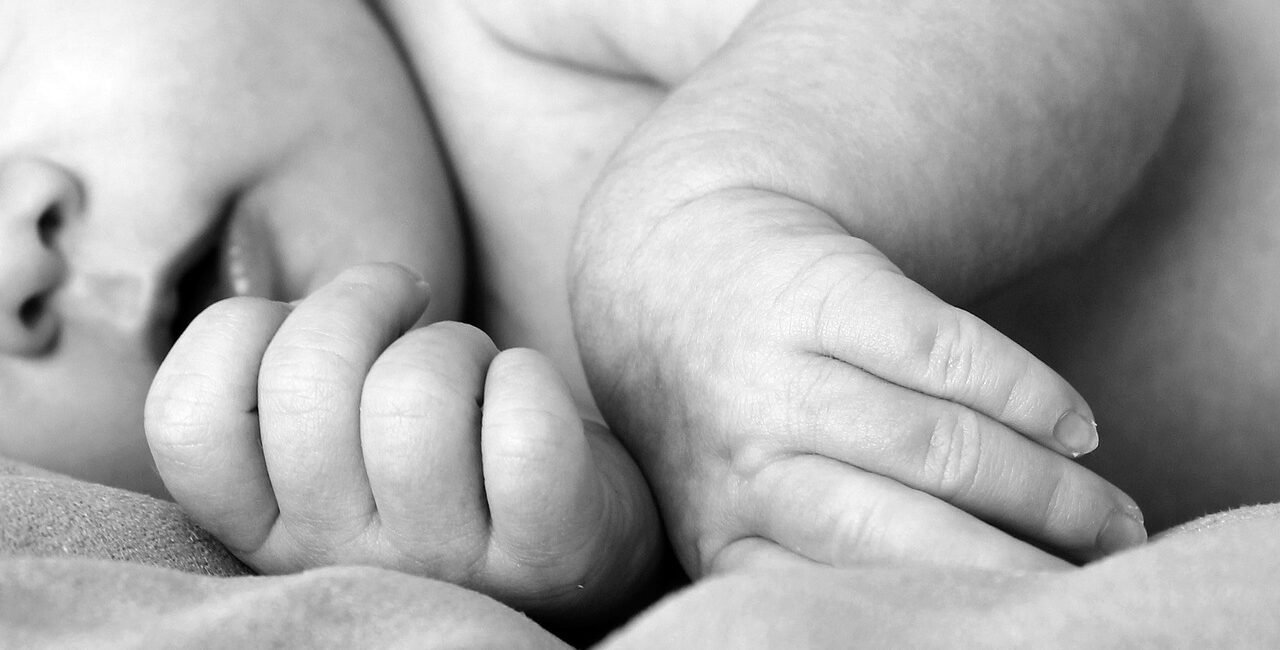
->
[[0, 458, 248, 577], [6, 457, 1280, 648], [0, 459, 567, 648]]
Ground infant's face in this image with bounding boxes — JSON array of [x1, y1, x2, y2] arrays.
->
[[0, 0, 462, 495]]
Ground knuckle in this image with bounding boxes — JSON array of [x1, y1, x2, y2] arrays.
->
[[400, 322, 498, 371], [923, 409, 983, 501], [146, 404, 219, 465], [424, 321, 495, 351], [362, 390, 453, 432], [726, 435, 777, 484], [145, 373, 230, 444], [796, 251, 900, 344], [146, 388, 214, 439], [485, 403, 575, 444], [364, 361, 473, 421], [258, 356, 349, 420], [921, 308, 980, 395], [278, 516, 372, 567], [1035, 463, 1072, 532], [364, 366, 485, 446], [376, 516, 489, 583], [725, 389, 797, 482], [269, 328, 365, 375], [995, 354, 1032, 422], [829, 497, 887, 563]]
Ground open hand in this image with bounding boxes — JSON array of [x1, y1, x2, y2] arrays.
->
[[575, 192, 1146, 575]]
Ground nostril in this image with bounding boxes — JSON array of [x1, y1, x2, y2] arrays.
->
[[36, 205, 61, 247], [19, 294, 47, 329], [0, 158, 78, 354]]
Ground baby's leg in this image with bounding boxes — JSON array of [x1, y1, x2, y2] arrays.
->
[[978, 0, 1280, 531]]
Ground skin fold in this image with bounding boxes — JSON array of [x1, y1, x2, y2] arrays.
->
[[566, 0, 1188, 576]]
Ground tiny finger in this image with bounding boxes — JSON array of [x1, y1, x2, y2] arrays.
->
[[810, 260, 1097, 458], [746, 454, 1074, 572], [145, 297, 291, 554], [481, 348, 600, 569], [257, 263, 430, 540], [793, 359, 1145, 559], [361, 321, 497, 569]]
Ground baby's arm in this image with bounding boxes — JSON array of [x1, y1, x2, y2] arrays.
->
[[569, 0, 1190, 574], [579, 0, 1190, 301], [145, 264, 662, 625]]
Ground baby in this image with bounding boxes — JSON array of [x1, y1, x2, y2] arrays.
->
[[1, 0, 1185, 633], [382, 0, 1187, 576], [0, 0, 661, 625]]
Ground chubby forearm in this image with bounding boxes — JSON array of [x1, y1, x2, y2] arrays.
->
[[577, 0, 1191, 302], [602, 505, 1280, 648]]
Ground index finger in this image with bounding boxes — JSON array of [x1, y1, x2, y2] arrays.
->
[[743, 454, 1073, 572], [803, 247, 1099, 459]]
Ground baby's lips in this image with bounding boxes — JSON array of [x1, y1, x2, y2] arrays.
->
[[63, 270, 160, 334]]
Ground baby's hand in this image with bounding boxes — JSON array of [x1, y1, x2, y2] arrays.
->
[[575, 192, 1147, 576], [146, 264, 660, 620]]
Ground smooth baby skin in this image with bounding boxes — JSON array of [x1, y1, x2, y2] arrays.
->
[[0, 0, 661, 623], [0, 0, 461, 495], [977, 0, 1280, 532], [567, 0, 1188, 575], [379, 0, 1185, 577], [148, 264, 661, 624]]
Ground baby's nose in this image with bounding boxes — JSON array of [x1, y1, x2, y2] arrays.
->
[[0, 159, 79, 355]]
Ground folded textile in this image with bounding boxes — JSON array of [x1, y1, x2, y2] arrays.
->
[[0, 557, 567, 649], [0, 458, 567, 648], [0, 457, 249, 577]]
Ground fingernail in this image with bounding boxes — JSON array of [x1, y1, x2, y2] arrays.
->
[[403, 266, 430, 292], [398, 264, 426, 283], [1053, 411, 1099, 457], [1119, 497, 1145, 525], [1096, 507, 1148, 554]]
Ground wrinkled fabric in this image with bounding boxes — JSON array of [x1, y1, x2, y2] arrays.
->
[[0, 459, 248, 577], [6, 457, 1280, 649], [0, 459, 567, 648], [0, 557, 567, 649]]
